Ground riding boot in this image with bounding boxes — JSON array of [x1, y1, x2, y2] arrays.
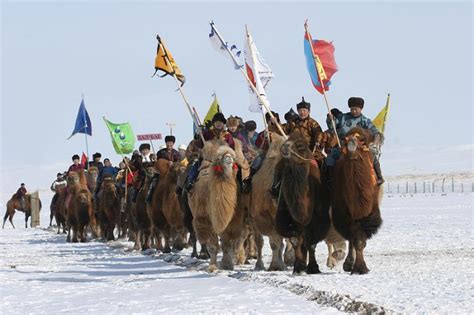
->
[[146, 173, 160, 203], [131, 187, 139, 203], [242, 167, 257, 194], [325, 165, 334, 191], [373, 159, 385, 185]]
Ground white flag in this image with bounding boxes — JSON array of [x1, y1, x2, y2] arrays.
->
[[209, 22, 242, 70], [244, 26, 274, 113]]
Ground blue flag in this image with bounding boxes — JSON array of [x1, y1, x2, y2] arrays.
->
[[68, 98, 92, 139]]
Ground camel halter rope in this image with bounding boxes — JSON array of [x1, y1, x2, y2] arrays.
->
[[288, 148, 314, 162]]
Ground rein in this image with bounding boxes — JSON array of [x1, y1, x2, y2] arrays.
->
[[289, 149, 313, 162]]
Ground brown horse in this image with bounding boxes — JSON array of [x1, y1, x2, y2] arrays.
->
[[3, 194, 41, 228], [66, 170, 96, 242], [275, 132, 331, 274], [99, 176, 121, 241], [50, 184, 68, 234], [332, 127, 383, 274]]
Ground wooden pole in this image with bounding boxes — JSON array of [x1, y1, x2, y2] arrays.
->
[[210, 22, 287, 139], [157, 36, 205, 144], [304, 20, 340, 148]]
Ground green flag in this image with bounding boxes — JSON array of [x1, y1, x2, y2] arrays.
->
[[103, 117, 135, 154]]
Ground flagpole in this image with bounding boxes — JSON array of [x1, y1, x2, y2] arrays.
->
[[157, 36, 205, 144], [210, 21, 287, 139], [381, 93, 390, 134], [304, 20, 340, 148], [83, 94, 90, 168]]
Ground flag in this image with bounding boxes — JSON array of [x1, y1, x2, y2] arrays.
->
[[153, 35, 185, 86], [304, 24, 338, 94], [203, 93, 221, 127], [209, 21, 242, 70], [373, 94, 391, 134], [68, 98, 92, 139], [244, 26, 274, 113], [104, 118, 136, 155], [80, 152, 88, 168]]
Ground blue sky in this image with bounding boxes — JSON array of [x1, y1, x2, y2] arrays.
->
[[1, 1, 472, 172]]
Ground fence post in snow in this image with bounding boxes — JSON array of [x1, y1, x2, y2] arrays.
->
[[406, 182, 408, 194], [432, 182, 435, 193], [397, 184, 400, 194], [461, 183, 463, 193], [423, 181, 426, 193], [451, 178, 454, 192], [442, 178, 445, 193], [414, 182, 417, 194]]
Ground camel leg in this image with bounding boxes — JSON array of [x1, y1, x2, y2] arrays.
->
[[333, 240, 347, 261], [268, 234, 286, 271], [351, 234, 369, 275], [199, 243, 210, 260], [189, 230, 198, 258], [254, 232, 265, 271], [307, 243, 321, 274], [142, 230, 151, 251], [234, 234, 247, 266], [326, 242, 336, 269], [207, 234, 219, 272], [247, 230, 257, 260], [284, 239, 295, 266], [2, 210, 11, 229], [72, 226, 79, 243], [343, 241, 356, 272], [25, 214, 30, 228], [220, 237, 235, 271], [133, 230, 141, 250], [292, 235, 307, 274]]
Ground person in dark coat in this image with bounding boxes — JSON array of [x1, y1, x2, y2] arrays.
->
[[67, 154, 84, 174], [15, 183, 27, 210], [89, 152, 104, 173]]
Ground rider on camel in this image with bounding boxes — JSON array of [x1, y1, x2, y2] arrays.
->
[[15, 183, 27, 211]]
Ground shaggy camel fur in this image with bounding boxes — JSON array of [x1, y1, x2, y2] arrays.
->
[[189, 139, 247, 272], [99, 176, 121, 241], [86, 166, 99, 193], [248, 132, 287, 271], [177, 164, 210, 259], [332, 127, 383, 275], [132, 167, 155, 250], [275, 132, 331, 274], [66, 170, 96, 242]]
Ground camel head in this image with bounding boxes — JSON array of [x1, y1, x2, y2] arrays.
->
[[87, 166, 99, 182], [145, 166, 156, 179], [280, 132, 312, 164], [212, 146, 238, 179], [344, 127, 371, 160], [102, 176, 116, 193], [67, 171, 80, 186]]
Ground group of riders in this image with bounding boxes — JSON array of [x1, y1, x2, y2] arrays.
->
[[43, 96, 384, 224]]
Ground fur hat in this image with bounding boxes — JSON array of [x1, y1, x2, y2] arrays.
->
[[139, 143, 150, 152], [226, 116, 239, 128], [212, 112, 226, 124], [284, 108, 299, 122], [330, 108, 343, 116], [265, 111, 280, 124], [92, 152, 102, 159], [348, 97, 364, 109], [21, 183, 25, 186], [72, 154, 80, 161], [296, 97, 311, 110], [244, 120, 257, 132], [164, 135, 176, 143]]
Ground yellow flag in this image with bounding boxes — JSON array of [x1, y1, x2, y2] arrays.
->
[[203, 94, 221, 127], [153, 35, 185, 86], [373, 94, 390, 134]]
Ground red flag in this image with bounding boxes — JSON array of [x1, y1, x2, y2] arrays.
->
[[81, 152, 88, 168]]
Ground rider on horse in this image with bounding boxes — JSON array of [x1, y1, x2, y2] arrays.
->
[[15, 183, 27, 211]]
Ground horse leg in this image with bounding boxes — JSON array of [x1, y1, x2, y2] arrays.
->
[[268, 234, 286, 271], [292, 235, 307, 274], [207, 234, 220, 272], [253, 231, 265, 271], [351, 232, 369, 275], [343, 240, 356, 272]]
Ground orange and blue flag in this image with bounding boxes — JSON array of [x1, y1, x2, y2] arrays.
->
[[304, 28, 338, 94]]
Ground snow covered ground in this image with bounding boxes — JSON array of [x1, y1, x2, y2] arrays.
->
[[1, 192, 472, 314]]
